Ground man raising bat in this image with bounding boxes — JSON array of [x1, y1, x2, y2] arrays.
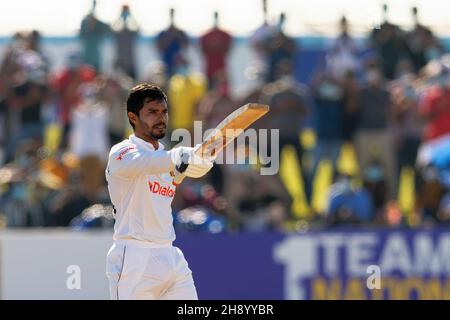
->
[[105, 83, 268, 300], [105, 83, 213, 300]]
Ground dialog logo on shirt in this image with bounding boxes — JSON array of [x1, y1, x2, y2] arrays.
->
[[148, 181, 176, 197]]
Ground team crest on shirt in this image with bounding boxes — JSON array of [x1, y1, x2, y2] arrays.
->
[[148, 180, 176, 197]]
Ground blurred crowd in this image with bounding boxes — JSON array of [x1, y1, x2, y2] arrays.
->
[[0, 1, 449, 232]]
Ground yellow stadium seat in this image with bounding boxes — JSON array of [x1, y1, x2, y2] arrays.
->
[[311, 159, 333, 215], [337, 142, 359, 176], [398, 165, 416, 223], [279, 145, 311, 219]]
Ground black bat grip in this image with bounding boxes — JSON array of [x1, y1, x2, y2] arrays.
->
[[176, 152, 190, 174]]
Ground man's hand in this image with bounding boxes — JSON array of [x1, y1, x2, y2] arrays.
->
[[183, 151, 213, 178], [171, 145, 213, 179]]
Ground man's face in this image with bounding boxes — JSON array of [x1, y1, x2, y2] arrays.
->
[[129, 98, 168, 142]]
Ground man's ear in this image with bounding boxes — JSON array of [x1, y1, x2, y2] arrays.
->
[[127, 112, 138, 126]]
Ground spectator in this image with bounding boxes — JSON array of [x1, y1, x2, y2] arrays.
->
[[380, 200, 404, 227], [112, 4, 139, 79], [0, 32, 28, 91], [200, 11, 232, 86], [140, 60, 168, 92], [415, 167, 448, 225], [260, 60, 312, 188], [51, 50, 96, 138], [362, 160, 388, 220], [237, 62, 267, 114], [310, 70, 345, 177], [354, 65, 397, 198], [264, 13, 297, 82], [265, 200, 290, 231], [2, 3, 450, 231], [326, 175, 374, 226], [370, 3, 406, 79], [96, 74, 133, 146], [223, 163, 291, 231], [6, 67, 49, 162], [167, 56, 207, 133], [155, 8, 189, 78], [27, 30, 50, 71], [79, 0, 111, 72], [1, 140, 51, 227], [197, 71, 236, 193], [389, 64, 423, 174], [405, 7, 443, 72], [342, 70, 360, 142], [419, 67, 450, 142], [68, 84, 110, 162], [250, 0, 273, 67], [197, 71, 235, 130], [48, 151, 108, 227], [325, 16, 360, 81]]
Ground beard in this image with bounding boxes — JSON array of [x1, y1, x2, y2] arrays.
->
[[142, 121, 166, 140], [151, 129, 166, 140]]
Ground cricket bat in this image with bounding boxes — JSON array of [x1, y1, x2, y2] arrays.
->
[[174, 103, 270, 184]]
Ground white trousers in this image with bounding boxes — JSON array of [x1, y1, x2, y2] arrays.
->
[[106, 241, 198, 300]]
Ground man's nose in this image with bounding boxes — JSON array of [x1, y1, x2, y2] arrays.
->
[[157, 112, 167, 122]]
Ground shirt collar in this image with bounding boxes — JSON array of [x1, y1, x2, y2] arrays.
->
[[129, 134, 165, 151]]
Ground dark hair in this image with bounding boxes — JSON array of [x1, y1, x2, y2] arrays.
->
[[126, 83, 167, 129]]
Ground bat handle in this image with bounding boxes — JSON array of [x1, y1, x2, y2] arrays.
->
[[173, 171, 186, 184], [173, 153, 189, 185]]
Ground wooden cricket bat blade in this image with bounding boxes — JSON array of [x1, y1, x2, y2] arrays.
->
[[174, 103, 270, 184]]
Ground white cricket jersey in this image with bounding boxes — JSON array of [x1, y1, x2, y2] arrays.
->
[[106, 134, 178, 244]]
